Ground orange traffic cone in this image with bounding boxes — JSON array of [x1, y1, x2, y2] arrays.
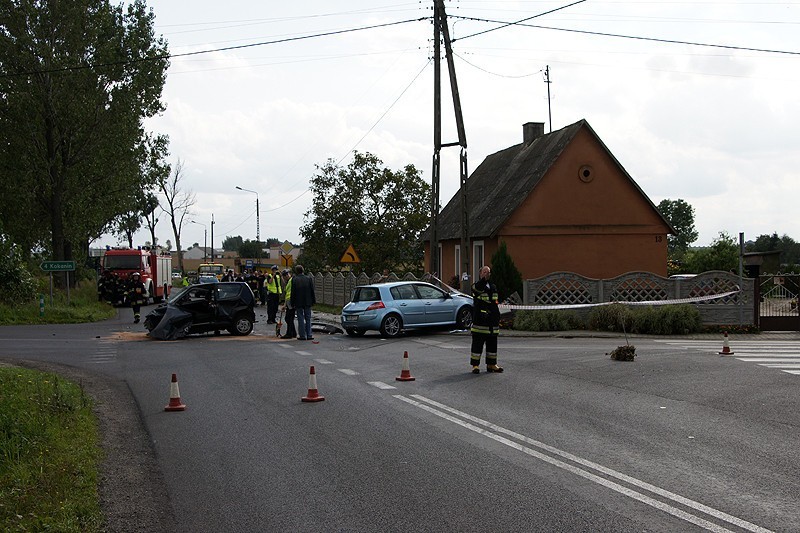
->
[[396, 351, 416, 381], [164, 373, 187, 411], [301, 366, 325, 402], [718, 332, 735, 356]]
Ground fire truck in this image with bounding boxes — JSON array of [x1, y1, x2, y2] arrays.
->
[[99, 246, 172, 305]]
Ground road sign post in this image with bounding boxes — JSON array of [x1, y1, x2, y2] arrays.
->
[[40, 260, 76, 305]]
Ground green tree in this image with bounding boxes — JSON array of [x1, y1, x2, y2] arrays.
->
[[300, 152, 431, 273], [238, 239, 263, 259], [747, 232, 800, 269], [222, 236, 244, 252], [0, 0, 169, 262], [490, 241, 522, 301], [683, 231, 738, 273], [656, 199, 698, 254]]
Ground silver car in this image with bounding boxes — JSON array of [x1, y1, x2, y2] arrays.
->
[[341, 281, 473, 338]]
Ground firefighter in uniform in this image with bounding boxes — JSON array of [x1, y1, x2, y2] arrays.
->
[[470, 265, 503, 373], [266, 265, 282, 324], [126, 272, 147, 324]]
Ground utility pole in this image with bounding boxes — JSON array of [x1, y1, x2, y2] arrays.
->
[[545, 65, 552, 133], [432, 0, 469, 291], [211, 214, 215, 262]]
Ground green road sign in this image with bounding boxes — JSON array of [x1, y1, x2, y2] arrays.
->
[[40, 260, 76, 272]]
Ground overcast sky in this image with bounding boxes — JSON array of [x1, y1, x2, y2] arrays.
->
[[98, 1, 800, 252]]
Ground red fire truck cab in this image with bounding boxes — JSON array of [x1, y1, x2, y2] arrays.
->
[[100, 247, 172, 304]]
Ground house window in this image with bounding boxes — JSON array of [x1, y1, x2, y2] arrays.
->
[[436, 243, 442, 278], [454, 245, 461, 284], [473, 241, 484, 280]]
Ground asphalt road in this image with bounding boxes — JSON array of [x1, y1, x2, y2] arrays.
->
[[2, 306, 799, 532]]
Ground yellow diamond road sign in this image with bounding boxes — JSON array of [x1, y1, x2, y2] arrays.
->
[[340, 244, 360, 264], [280, 240, 293, 254]]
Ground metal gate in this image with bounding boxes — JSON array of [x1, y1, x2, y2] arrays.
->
[[759, 274, 800, 331]]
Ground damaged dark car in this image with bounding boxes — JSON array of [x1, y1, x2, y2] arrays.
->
[[145, 282, 256, 340]]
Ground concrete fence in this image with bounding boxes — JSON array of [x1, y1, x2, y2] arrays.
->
[[310, 270, 755, 326]]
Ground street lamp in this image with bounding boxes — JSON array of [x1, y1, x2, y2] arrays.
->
[[235, 186, 260, 266], [190, 220, 207, 261]]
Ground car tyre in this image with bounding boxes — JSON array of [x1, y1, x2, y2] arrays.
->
[[379, 314, 403, 338], [456, 305, 473, 330], [228, 314, 254, 336], [345, 328, 366, 337]]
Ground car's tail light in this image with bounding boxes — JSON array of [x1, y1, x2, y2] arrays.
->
[[365, 301, 385, 311]]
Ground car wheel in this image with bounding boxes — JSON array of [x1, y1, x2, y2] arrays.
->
[[379, 314, 403, 338], [228, 314, 254, 336], [345, 328, 365, 337], [456, 306, 473, 330]]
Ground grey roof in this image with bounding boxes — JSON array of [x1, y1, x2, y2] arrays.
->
[[425, 118, 673, 241]]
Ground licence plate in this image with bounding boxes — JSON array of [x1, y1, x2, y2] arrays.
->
[[344, 315, 358, 322]]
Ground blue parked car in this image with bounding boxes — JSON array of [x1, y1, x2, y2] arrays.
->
[[341, 281, 473, 338]]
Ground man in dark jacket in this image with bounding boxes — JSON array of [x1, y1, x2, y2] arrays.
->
[[470, 265, 503, 373], [290, 264, 316, 340]]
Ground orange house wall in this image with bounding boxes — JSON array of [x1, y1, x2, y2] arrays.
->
[[427, 127, 669, 281]]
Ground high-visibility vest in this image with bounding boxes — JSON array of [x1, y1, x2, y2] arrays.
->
[[267, 274, 282, 295]]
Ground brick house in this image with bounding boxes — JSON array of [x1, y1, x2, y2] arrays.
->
[[425, 119, 674, 282]]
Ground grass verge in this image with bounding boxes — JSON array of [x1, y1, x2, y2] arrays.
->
[[0, 367, 104, 532], [0, 280, 116, 326]]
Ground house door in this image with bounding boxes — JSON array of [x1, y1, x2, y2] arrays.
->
[[758, 274, 800, 331]]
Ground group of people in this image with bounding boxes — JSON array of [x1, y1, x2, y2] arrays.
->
[[218, 264, 316, 340], [98, 270, 148, 324]]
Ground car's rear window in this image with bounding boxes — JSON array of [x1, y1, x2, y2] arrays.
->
[[353, 287, 381, 302], [217, 284, 242, 301]]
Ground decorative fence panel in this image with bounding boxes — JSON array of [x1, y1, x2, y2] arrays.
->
[[525, 271, 754, 326]]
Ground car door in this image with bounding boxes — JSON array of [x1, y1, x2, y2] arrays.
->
[[389, 284, 426, 326], [414, 283, 456, 325], [180, 285, 216, 326]]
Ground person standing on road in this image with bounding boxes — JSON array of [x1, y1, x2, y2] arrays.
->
[[470, 265, 503, 373], [221, 268, 235, 282], [290, 264, 316, 340], [266, 265, 282, 323], [279, 269, 297, 339], [126, 272, 147, 324]]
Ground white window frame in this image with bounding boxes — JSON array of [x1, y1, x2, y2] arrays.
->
[[472, 240, 485, 281], [454, 244, 461, 282], [436, 243, 442, 278]]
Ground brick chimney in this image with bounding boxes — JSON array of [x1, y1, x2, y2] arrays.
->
[[523, 122, 545, 145]]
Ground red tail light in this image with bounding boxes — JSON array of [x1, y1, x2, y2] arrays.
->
[[366, 301, 385, 311]]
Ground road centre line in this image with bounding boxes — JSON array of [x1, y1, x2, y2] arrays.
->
[[368, 381, 396, 390], [338, 369, 359, 376], [314, 358, 334, 364], [293, 350, 311, 356], [394, 394, 771, 533]]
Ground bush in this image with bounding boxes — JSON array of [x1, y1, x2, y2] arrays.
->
[[0, 235, 36, 304], [513, 309, 584, 332], [588, 303, 702, 335]]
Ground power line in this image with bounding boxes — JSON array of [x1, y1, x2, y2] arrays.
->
[[0, 17, 426, 79], [452, 0, 588, 42], [450, 14, 800, 56]]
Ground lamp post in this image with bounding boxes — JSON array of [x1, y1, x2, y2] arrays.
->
[[190, 220, 207, 261], [235, 186, 260, 267]]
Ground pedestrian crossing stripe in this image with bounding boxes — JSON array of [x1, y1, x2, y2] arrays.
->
[[655, 339, 800, 376]]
